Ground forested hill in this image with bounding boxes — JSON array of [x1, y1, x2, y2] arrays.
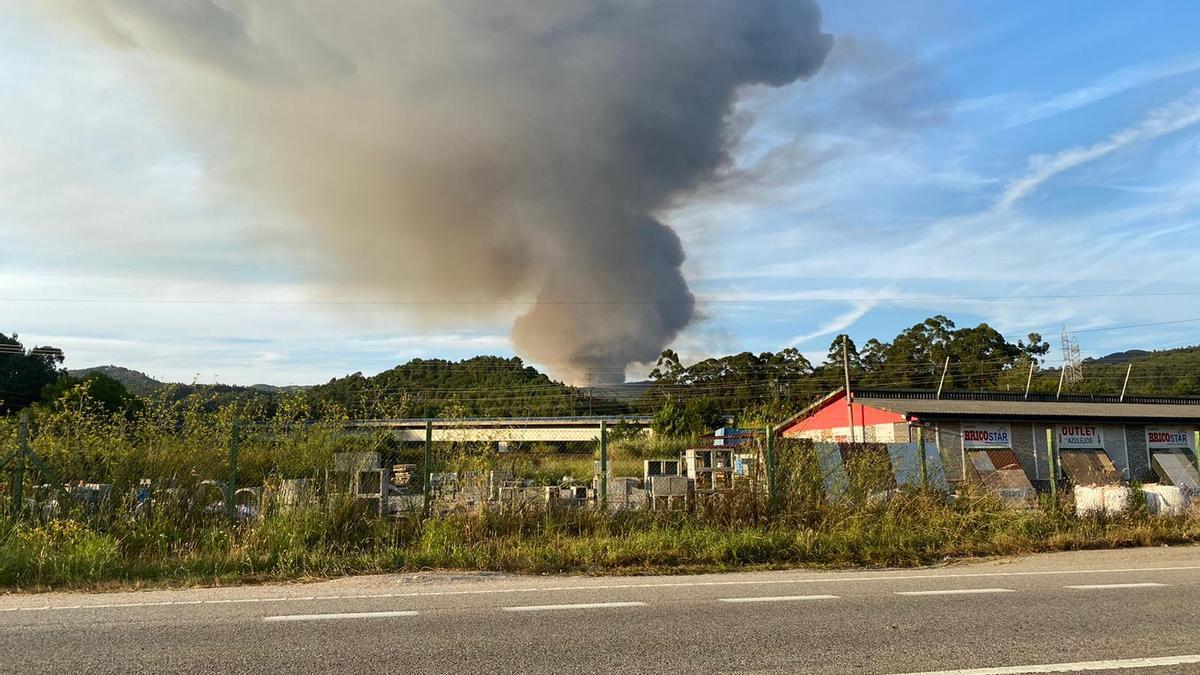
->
[[1034, 345, 1200, 397], [67, 366, 164, 396], [8, 320, 1200, 425], [307, 356, 629, 418]]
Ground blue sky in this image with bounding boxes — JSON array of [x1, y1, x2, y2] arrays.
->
[[3, 2, 1200, 385]]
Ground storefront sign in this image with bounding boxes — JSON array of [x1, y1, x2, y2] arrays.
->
[[1057, 424, 1104, 449], [962, 423, 1012, 448], [1146, 427, 1195, 450]]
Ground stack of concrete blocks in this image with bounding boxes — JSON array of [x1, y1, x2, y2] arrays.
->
[[274, 478, 313, 513], [603, 477, 647, 511], [70, 483, 113, 515], [392, 464, 416, 488], [497, 484, 545, 506], [733, 453, 757, 479], [483, 469, 513, 501], [645, 458, 687, 509], [452, 471, 486, 509], [353, 468, 388, 516], [547, 485, 594, 509], [429, 472, 459, 502], [685, 448, 735, 494]]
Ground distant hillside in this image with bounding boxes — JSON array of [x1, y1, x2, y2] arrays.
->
[[68, 365, 165, 396], [308, 356, 629, 418], [249, 383, 310, 394], [1085, 349, 1152, 365], [1037, 345, 1200, 397]]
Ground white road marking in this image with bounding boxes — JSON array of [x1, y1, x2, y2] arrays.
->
[[896, 653, 1200, 674], [1064, 583, 1167, 590], [502, 601, 647, 612], [719, 595, 839, 603], [897, 588, 1014, 596], [263, 610, 418, 622], [4, 564, 1198, 613]]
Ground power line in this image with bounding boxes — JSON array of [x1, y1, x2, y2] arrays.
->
[[4, 290, 1200, 306]]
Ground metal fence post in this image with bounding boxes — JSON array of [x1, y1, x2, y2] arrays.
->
[[423, 420, 433, 516], [1045, 428, 1057, 500], [12, 413, 29, 517], [764, 426, 776, 512], [1194, 430, 1199, 487], [599, 421, 608, 509], [226, 417, 240, 521], [917, 425, 928, 489]]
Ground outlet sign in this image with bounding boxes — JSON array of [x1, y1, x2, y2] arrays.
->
[[1057, 424, 1104, 449], [962, 423, 1012, 448], [1147, 427, 1194, 450]]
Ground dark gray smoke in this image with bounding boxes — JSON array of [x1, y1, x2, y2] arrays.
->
[[42, 1, 832, 384]]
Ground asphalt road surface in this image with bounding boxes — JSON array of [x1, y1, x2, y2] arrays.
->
[[3, 546, 1200, 674]]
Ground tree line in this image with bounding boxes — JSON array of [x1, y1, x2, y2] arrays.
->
[[4, 318, 1200, 436]]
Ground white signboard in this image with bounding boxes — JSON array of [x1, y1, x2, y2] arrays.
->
[[1146, 427, 1195, 450], [1057, 424, 1104, 449], [962, 423, 1012, 448]]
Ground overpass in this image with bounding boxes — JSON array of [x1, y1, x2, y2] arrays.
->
[[345, 415, 653, 443]]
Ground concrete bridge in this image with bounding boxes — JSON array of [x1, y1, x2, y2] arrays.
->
[[345, 416, 653, 443]]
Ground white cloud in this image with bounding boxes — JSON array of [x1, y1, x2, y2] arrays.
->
[[1007, 55, 1200, 128], [998, 89, 1200, 209], [788, 299, 878, 347]]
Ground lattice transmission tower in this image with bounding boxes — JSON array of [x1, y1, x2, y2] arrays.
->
[[1060, 327, 1083, 386]]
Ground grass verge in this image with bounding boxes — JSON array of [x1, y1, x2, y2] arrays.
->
[[3, 490, 1198, 593]]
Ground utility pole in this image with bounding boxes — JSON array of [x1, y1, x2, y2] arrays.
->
[[936, 357, 950, 399], [598, 420, 608, 509], [1120, 363, 1132, 402], [1024, 361, 1035, 400], [1056, 367, 1067, 400], [842, 335, 856, 443]]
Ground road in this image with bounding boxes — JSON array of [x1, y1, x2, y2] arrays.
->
[[3, 546, 1200, 674]]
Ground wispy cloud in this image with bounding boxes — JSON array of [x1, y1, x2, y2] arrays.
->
[[788, 299, 878, 347], [1007, 55, 1200, 128], [998, 89, 1200, 209]]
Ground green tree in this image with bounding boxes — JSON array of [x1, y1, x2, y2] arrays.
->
[[0, 333, 65, 414], [43, 372, 144, 418]]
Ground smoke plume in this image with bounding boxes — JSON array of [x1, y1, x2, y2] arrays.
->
[[42, 1, 832, 384]]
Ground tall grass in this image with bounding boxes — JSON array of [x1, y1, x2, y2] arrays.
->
[[2, 391, 1199, 591]]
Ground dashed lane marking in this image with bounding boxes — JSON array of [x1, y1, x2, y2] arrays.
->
[[896, 588, 1014, 596], [502, 602, 647, 612], [1064, 583, 1168, 590], [718, 595, 839, 603], [263, 610, 418, 623], [894, 653, 1200, 674]]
